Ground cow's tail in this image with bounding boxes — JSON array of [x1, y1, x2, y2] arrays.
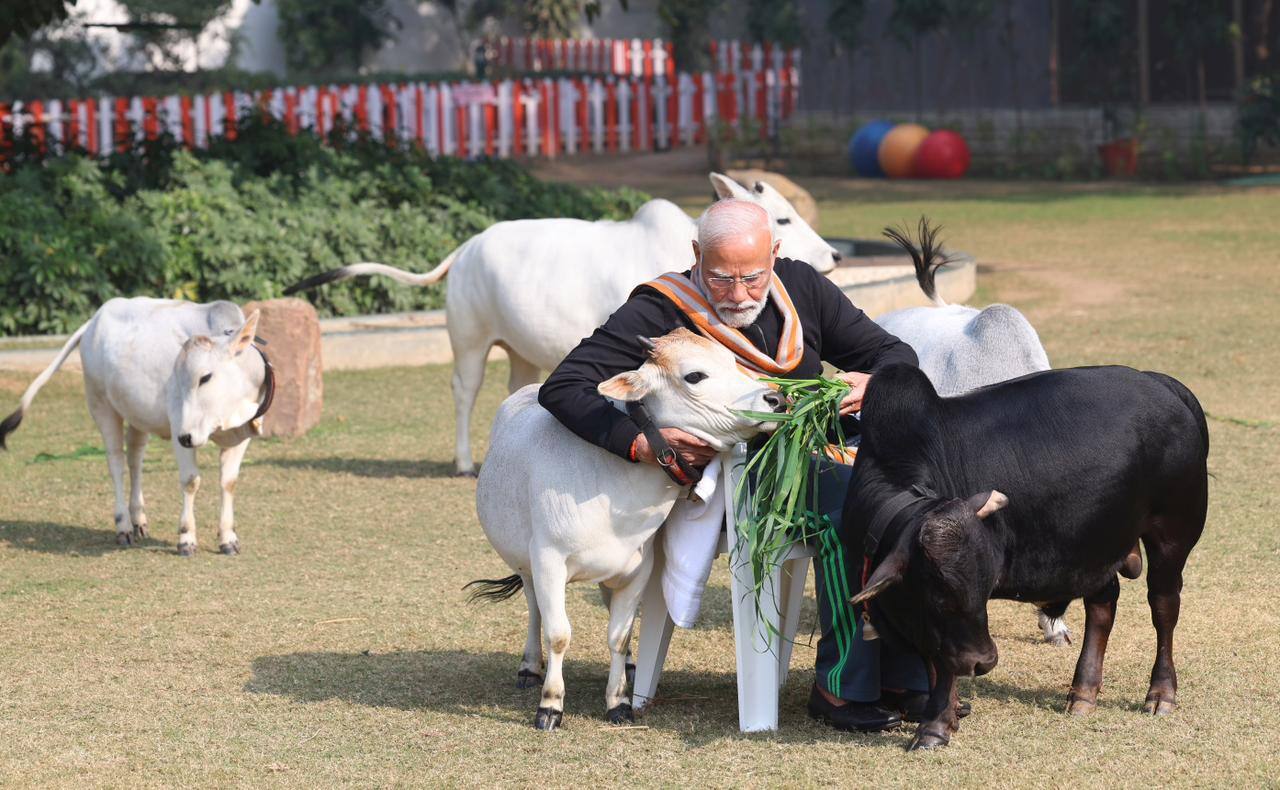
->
[[1, 320, 90, 450], [464, 573, 524, 603], [883, 216, 952, 307], [282, 247, 461, 295]]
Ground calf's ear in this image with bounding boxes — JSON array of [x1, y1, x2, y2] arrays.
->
[[968, 490, 1009, 519], [849, 549, 907, 606], [230, 310, 260, 357], [598, 370, 651, 402], [710, 172, 750, 200]]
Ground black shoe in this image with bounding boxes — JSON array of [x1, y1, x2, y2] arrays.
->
[[807, 686, 902, 732], [880, 689, 972, 722]]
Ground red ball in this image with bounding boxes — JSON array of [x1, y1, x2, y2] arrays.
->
[[913, 130, 971, 179]]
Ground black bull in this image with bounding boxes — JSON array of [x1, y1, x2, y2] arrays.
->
[[844, 364, 1208, 750]]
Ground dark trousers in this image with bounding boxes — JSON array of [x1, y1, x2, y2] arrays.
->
[[809, 460, 929, 702]]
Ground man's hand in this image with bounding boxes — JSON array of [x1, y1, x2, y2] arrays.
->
[[836, 371, 873, 416], [633, 428, 717, 468]]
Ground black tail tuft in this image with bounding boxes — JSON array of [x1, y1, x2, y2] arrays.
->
[[883, 216, 952, 303], [283, 267, 350, 296], [464, 574, 524, 603], [0, 408, 22, 450]]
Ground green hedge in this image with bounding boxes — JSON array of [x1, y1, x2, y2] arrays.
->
[[0, 117, 649, 336]]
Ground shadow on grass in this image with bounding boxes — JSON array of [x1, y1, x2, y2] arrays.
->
[[245, 648, 910, 749], [0, 520, 171, 556], [257, 456, 461, 479]]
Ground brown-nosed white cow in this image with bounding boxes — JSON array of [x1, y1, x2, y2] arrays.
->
[[1, 298, 272, 555], [469, 328, 781, 730]]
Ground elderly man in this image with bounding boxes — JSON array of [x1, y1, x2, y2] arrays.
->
[[539, 198, 927, 732]]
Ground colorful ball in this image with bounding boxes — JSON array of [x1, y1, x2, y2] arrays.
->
[[913, 130, 971, 179], [877, 123, 930, 179], [848, 120, 895, 177]]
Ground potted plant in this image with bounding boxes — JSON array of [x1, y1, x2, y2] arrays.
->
[[1098, 106, 1141, 177]]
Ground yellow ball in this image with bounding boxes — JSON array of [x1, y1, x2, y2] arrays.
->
[[877, 123, 931, 179]]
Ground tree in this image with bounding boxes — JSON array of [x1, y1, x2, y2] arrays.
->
[[886, 0, 949, 115], [746, 0, 803, 49], [0, 13, 97, 100], [119, 0, 232, 70], [275, 0, 402, 74], [467, 0, 626, 39], [657, 0, 721, 71], [0, 0, 70, 47], [1164, 0, 1231, 108], [826, 0, 867, 52]]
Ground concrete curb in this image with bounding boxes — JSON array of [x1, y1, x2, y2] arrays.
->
[[0, 258, 974, 374]]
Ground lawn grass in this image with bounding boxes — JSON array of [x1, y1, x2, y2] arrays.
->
[[1, 180, 1278, 787]]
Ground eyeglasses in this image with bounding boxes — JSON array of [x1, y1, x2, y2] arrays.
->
[[704, 270, 769, 290]]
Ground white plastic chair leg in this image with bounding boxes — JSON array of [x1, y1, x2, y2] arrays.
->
[[730, 538, 783, 732], [776, 554, 811, 687], [632, 540, 674, 713]]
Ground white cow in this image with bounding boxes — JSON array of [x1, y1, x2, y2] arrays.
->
[[874, 220, 1066, 645], [470, 328, 780, 730], [284, 172, 838, 475], [0, 298, 272, 556]]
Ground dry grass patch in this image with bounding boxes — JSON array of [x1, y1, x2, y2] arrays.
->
[[1, 183, 1278, 786]]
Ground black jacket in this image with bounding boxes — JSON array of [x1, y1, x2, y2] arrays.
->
[[538, 257, 919, 460]]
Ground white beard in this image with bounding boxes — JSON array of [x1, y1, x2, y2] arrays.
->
[[714, 298, 766, 328]]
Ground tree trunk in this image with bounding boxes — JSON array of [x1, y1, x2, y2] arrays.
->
[[1137, 0, 1150, 106], [1197, 55, 1206, 111]]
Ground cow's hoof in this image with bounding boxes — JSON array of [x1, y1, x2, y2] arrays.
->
[[219, 541, 239, 556], [177, 543, 197, 557], [116, 532, 133, 547], [908, 731, 950, 751], [1142, 692, 1176, 716], [1066, 695, 1097, 716], [606, 703, 634, 725], [625, 662, 636, 689], [132, 523, 148, 540], [517, 669, 543, 689], [1045, 632, 1071, 647], [533, 707, 562, 731]]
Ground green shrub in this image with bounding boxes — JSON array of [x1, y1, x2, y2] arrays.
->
[[0, 158, 168, 334], [0, 115, 650, 336]]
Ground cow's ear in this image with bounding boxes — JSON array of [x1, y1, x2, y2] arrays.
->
[[849, 549, 907, 606], [230, 310, 260, 357], [709, 172, 750, 200], [968, 490, 1009, 520], [598, 369, 651, 402]]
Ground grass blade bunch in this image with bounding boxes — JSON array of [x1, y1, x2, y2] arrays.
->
[[733, 376, 850, 642]]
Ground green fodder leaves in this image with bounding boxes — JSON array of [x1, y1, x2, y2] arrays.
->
[[732, 376, 850, 644]]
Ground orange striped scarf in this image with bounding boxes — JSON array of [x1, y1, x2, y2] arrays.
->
[[639, 270, 805, 375]]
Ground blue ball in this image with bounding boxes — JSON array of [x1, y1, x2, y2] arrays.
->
[[848, 120, 895, 177]]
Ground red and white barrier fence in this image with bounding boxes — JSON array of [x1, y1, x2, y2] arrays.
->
[[486, 37, 677, 80], [0, 67, 799, 160]]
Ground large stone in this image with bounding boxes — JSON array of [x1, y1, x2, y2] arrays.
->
[[241, 298, 323, 438], [725, 169, 820, 230]]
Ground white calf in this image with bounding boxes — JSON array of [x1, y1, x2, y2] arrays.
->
[[0, 298, 272, 556], [471, 329, 780, 730], [875, 220, 1067, 645], [285, 172, 838, 475]]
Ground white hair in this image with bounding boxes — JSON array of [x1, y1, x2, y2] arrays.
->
[[696, 198, 775, 255]]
